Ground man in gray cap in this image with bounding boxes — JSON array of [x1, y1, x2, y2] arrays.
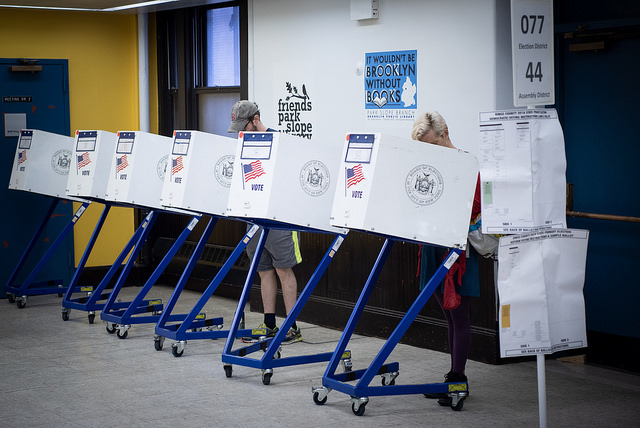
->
[[228, 100, 303, 344]]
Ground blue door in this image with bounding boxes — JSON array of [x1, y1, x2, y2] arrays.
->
[[557, 23, 640, 370], [0, 58, 72, 298]]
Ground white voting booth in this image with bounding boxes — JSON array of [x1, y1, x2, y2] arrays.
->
[[226, 131, 345, 233], [5, 129, 93, 307], [313, 134, 479, 414], [104, 131, 173, 210], [330, 133, 479, 247], [8, 129, 75, 199], [66, 130, 117, 201], [161, 131, 236, 216]]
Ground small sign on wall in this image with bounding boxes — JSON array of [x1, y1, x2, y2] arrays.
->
[[364, 49, 417, 121], [4, 112, 27, 137]]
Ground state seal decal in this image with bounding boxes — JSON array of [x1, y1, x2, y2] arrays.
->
[[300, 160, 330, 197], [405, 164, 444, 205], [215, 155, 235, 188], [157, 154, 169, 181], [51, 149, 72, 175]]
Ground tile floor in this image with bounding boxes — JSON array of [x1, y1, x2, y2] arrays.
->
[[2, 286, 639, 427]]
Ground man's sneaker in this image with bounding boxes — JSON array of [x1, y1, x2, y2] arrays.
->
[[241, 323, 278, 343], [282, 327, 302, 344]]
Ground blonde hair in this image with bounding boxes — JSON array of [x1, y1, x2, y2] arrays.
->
[[411, 111, 448, 141]]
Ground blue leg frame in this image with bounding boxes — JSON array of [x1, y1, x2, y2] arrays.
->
[[312, 239, 468, 415], [99, 212, 202, 338], [5, 199, 91, 308], [153, 221, 263, 356], [220, 227, 349, 384]]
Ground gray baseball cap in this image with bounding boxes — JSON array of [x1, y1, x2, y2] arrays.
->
[[228, 100, 260, 132]]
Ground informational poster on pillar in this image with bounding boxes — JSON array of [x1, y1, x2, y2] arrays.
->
[[478, 108, 566, 234], [497, 229, 589, 357], [364, 50, 417, 121]]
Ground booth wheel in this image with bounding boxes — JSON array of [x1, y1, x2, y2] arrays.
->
[[439, 395, 465, 411], [312, 392, 327, 405], [224, 365, 233, 378], [62, 309, 70, 321], [106, 323, 117, 334], [350, 397, 368, 416], [88, 313, 95, 324], [261, 369, 273, 385], [16, 296, 27, 309], [7, 293, 15, 303], [352, 402, 366, 416]]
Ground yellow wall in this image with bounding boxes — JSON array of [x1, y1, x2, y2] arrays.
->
[[0, 9, 153, 266]]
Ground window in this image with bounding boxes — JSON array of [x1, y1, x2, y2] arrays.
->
[[205, 6, 240, 87]]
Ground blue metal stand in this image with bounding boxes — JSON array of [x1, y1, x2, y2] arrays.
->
[[153, 221, 262, 357], [311, 240, 468, 416], [60, 204, 155, 324], [220, 225, 350, 385], [5, 198, 91, 308], [100, 212, 205, 339]]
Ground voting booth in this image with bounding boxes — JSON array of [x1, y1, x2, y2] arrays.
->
[[331, 133, 478, 247], [66, 130, 117, 201], [104, 131, 173, 209], [8, 129, 75, 199], [312, 133, 479, 415], [160, 131, 237, 216], [221, 131, 350, 384], [226, 131, 346, 233], [4, 130, 91, 308], [154, 130, 261, 356]]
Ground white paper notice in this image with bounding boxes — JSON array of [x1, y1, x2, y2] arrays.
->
[[497, 229, 589, 357], [479, 108, 566, 234]]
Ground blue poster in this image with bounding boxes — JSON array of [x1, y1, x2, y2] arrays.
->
[[364, 50, 417, 120]]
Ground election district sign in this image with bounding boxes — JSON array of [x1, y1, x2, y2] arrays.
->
[[498, 229, 589, 357], [511, 0, 554, 107]]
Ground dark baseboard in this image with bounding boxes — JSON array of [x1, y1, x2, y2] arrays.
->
[[247, 288, 501, 365]]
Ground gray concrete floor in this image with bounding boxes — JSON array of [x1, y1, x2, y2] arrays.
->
[[2, 286, 639, 427]]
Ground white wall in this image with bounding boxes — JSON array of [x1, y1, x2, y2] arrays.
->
[[248, 0, 512, 156]]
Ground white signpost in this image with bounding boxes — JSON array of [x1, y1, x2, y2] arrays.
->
[[511, 0, 555, 107]]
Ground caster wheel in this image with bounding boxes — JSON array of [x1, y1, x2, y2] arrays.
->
[[381, 377, 395, 386], [62, 311, 70, 321], [451, 397, 465, 411], [106, 323, 116, 334], [88, 313, 95, 324], [262, 372, 272, 385], [172, 346, 184, 357], [224, 365, 233, 378], [7, 294, 15, 303], [313, 392, 327, 405], [352, 402, 366, 416], [154, 337, 164, 351], [16, 297, 27, 309], [116, 329, 128, 339]]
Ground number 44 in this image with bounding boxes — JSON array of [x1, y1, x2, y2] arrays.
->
[[526, 61, 543, 82]]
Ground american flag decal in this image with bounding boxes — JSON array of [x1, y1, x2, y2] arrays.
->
[[243, 160, 265, 182], [18, 150, 27, 165], [77, 152, 91, 169], [116, 154, 128, 173], [172, 156, 184, 175], [346, 164, 365, 188]]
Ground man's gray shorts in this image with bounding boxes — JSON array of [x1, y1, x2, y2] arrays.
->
[[246, 227, 301, 271]]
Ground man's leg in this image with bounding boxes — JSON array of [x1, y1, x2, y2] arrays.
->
[[275, 267, 297, 315], [259, 269, 278, 314]]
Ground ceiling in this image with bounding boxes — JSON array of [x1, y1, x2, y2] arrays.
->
[[0, 0, 227, 13]]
